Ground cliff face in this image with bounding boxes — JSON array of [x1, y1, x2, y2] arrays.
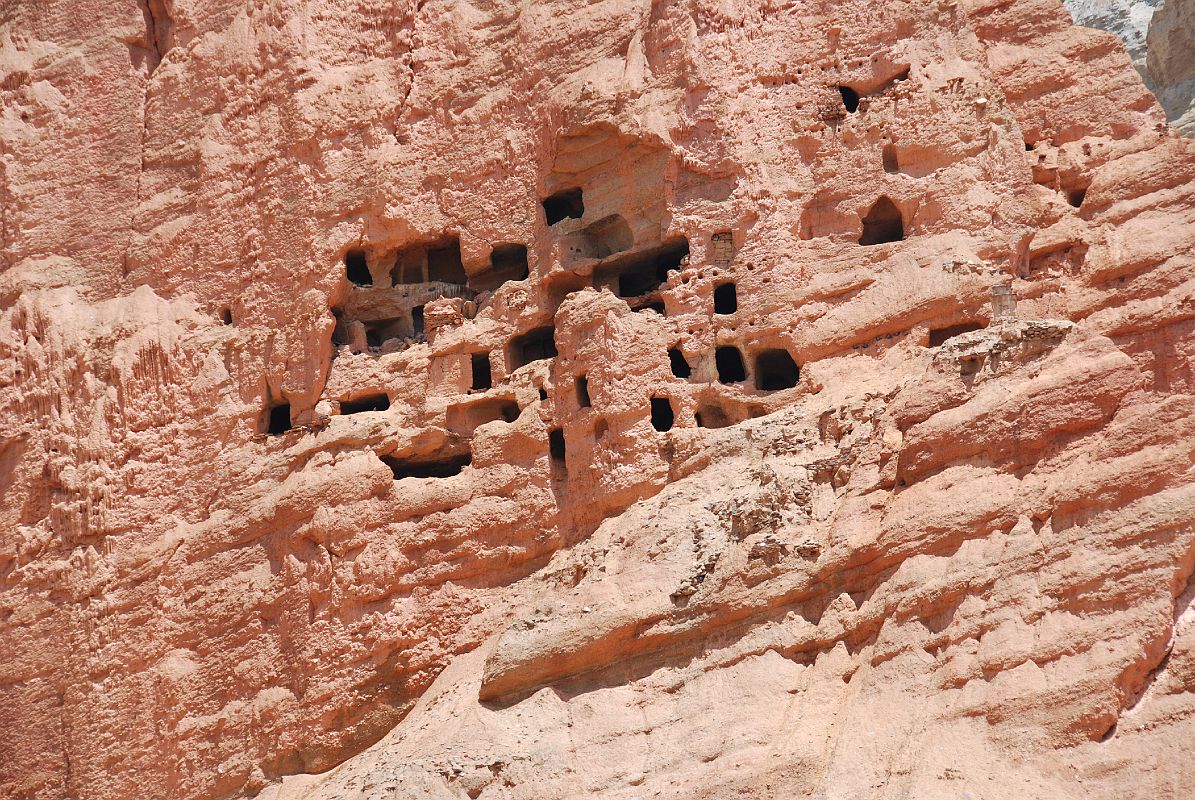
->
[[1065, 0, 1163, 68], [1067, 0, 1195, 135], [1, 1, 1194, 799], [1147, 0, 1195, 133]]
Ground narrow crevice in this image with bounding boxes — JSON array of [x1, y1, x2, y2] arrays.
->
[[125, 0, 173, 286], [138, 0, 173, 75], [392, 1, 426, 143]]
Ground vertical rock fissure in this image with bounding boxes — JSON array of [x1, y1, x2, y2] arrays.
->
[[393, 1, 425, 141]]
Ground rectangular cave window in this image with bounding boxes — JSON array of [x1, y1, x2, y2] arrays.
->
[[340, 393, 390, 415], [713, 282, 737, 314], [575, 375, 591, 408], [472, 243, 530, 292], [381, 452, 472, 479], [650, 396, 674, 432], [928, 322, 984, 347], [345, 249, 372, 286], [365, 317, 405, 349], [542, 187, 584, 225], [669, 348, 692, 379], [616, 237, 689, 297], [754, 349, 799, 390], [882, 144, 899, 174], [411, 306, 426, 338], [391, 246, 425, 285], [548, 428, 567, 464], [265, 402, 291, 435], [509, 326, 558, 370], [471, 352, 492, 390], [447, 398, 521, 434], [715, 346, 746, 384], [331, 309, 350, 346], [220, 307, 234, 326], [427, 239, 467, 284]]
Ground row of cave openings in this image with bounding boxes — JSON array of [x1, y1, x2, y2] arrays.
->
[[334, 237, 530, 349], [820, 70, 910, 245], [261, 188, 805, 477], [333, 196, 904, 357], [268, 155, 902, 474]]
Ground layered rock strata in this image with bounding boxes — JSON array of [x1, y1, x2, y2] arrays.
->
[[1067, 0, 1195, 134], [2, 1, 1194, 799]]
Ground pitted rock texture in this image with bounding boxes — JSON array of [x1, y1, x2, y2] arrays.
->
[[2, 1, 1195, 800]]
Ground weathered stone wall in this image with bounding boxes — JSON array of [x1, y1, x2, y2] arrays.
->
[[1, 1, 1194, 799]]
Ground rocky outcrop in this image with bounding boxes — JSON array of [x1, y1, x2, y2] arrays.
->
[[1065, 0, 1163, 68], [2, 1, 1194, 799], [1147, 0, 1195, 133], [1067, 0, 1195, 135]]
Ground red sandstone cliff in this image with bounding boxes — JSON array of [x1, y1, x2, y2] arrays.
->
[[2, 1, 1194, 798]]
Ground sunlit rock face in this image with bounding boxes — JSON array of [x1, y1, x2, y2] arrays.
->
[[1067, 0, 1195, 134], [2, 1, 1195, 799], [1065, 0, 1162, 67]]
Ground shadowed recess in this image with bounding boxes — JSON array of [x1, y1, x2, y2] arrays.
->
[[381, 452, 471, 479], [859, 196, 904, 246]]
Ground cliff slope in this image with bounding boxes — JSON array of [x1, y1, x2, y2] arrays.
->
[[2, 1, 1194, 799]]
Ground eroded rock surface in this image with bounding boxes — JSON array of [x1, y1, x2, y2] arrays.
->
[[1067, 0, 1195, 134], [2, 1, 1194, 799]]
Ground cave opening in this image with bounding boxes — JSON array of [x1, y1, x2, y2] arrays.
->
[[581, 215, 634, 259], [266, 402, 291, 436], [650, 397, 675, 432], [838, 85, 860, 113], [634, 300, 666, 314], [341, 393, 390, 415], [543, 188, 584, 225], [364, 317, 405, 349], [427, 240, 467, 284], [715, 346, 746, 384], [859, 196, 905, 246], [695, 404, 731, 429], [754, 349, 799, 390], [576, 375, 591, 408], [616, 237, 690, 297], [472, 243, 530, 292], [509, 326, 558, 370], [447, 398, 521, 434], [548, 428, 566, 463], [471, 352, 492, 390], [382, 452, 472, 479], [928, 322, 984, 347], [345, 249, 372, 286], [669, 348, 692, 379], [714, 282, 737, 314]]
